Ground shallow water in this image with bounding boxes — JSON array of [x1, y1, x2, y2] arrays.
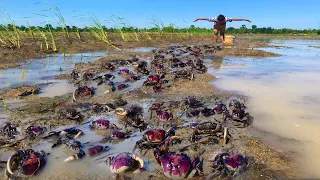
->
[[211, 39, 320, 178], [0, 47, 155, 97]]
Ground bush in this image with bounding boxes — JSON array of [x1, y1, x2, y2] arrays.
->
[[317, 31, 320, 35]]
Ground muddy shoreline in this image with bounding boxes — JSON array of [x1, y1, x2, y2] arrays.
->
[[0, 34, 286, 70], [0, 37, 305, 179]]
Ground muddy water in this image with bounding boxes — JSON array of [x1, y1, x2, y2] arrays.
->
[[0, 47, 154, 97], [211, 40, 320, 178]]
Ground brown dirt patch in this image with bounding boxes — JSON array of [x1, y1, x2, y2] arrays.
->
[[0, 85, 40, 99]]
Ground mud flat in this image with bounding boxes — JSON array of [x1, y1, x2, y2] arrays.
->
[[0, 39, 304, 179]]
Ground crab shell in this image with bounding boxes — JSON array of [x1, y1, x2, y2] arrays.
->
[[21, 151, 46, 176], [108, 152, 144, 174], [118, 69, 130, 75], [28, 126, 47, 137], [148, 74, 160, 83], [157, 111, 172, 121], [144, 129, 166, 143], [90, 119, 111, 129], [7, 150, 46, 176], [160, 152, 194, 179], [224, 154, 248, 172], [88, 145, 110, 156], [214, 103, 227, 114], [117, 84, 129, 90], [111, 131, 127, 139]]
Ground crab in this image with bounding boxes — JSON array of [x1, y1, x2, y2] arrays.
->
[[189, 122, 231, 144], [94, 74, 115, 86], [133, 127, 175, 152], [0, 120, 18, 138], [229, 99, 246, 110], [115, 105, 143, 119], [142, 74, 166, 87], [89, 119, 119, 130], [71, 70, 80, 80], [106, 152, 144, 174], [6, 149, 46, 177], [87, 145, 110, 157], [181, 96, 203, 111], [117, 84, 129, 91], [25, 125, 47, 140], [123, 117, 148, 132], [153, 136, 204, 179], [118, 69, 132, 75], [59, 108, 84, 122], [213, 102, 228, 114], [172, 70, 195, 80], [101, 130, 131, 144], [225, 109, 252, 128], [52, 139, 86, 162], [133, 61, 149, 75], [73, 86, 95, 101], [43, 127, 83, 140], [151, 110, 174, 122], [92, 103, 116, 113], [209, 152, 249, 178]]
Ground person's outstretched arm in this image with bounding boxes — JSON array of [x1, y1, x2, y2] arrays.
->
[[230, 18, 251, 22], [194, 18, 210, 22]]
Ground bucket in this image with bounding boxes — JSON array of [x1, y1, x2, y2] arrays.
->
[[224, 35, 235, 45]]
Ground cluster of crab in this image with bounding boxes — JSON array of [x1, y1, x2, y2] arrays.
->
[[70, 45, 222, 102], [100, 98, 252, 179]]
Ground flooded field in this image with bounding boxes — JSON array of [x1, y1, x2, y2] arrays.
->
[[212, 40, 320, 178], [0, 40, 318, 179]]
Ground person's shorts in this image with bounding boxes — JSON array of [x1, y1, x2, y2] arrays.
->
[[214, 24, 226, 35]]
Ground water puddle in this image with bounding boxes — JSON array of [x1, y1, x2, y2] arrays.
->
[[211, 39, 320, 178]]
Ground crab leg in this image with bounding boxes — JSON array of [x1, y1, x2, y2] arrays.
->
[[131, 154, 144, 173], [64, 149, 86, 162], [223, 127, 228, 145]]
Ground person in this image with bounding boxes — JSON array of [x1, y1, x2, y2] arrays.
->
[[194, 14, 251, 43]]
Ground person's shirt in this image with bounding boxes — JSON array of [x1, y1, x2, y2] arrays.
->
[[208, 16, 232, 25]]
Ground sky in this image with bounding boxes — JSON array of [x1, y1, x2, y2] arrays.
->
[[0, 0, 319, 29]]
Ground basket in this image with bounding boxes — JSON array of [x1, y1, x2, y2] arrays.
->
[[224, 35, 235, 45]]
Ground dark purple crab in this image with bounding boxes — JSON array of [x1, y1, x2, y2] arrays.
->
[[89, 119, 119, 130], [87, 145, 110, 157], [106, 152, 144, 174], [117, 84, 129, 90], [154, 136, 204, 179], [209, 152, 249, 178], [118, 69, 132, 75], [214, 102, 228, 114], [6, 149, 46, 177], [26, 125, 47, 140], [73, 86, 95, 101], [153, 110, 173, 122], [133, 127, 175, 152]]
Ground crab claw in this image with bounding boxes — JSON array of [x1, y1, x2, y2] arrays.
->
[[74, 130, 83, 139], [7, 150, 25, 175], [64, 150, 86, 162], [72, 90, 77, 101], [115, 108, 128, 118], [131, 153, 144, 173]]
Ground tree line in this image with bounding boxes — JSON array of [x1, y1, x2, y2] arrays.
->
[[1, 24, 319, 35]]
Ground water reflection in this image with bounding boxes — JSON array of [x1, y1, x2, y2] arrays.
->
[[212, 39, 320, 178]]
